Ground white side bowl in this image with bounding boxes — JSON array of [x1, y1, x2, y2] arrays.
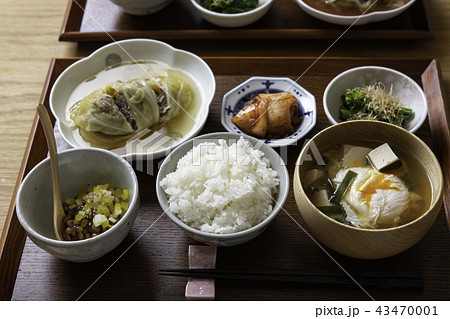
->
[[222, 77, 316, 147], [16, 148, 140, 262], [156, 132, 289, 246], [109, 0, 172, 15], [50, 39, 216, 161], [323, 66, 427, 133], [294, 0, 416, 26], [190, 0, 273, 28]]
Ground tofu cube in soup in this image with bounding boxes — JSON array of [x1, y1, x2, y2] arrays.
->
[[367, 143, 402, 172]]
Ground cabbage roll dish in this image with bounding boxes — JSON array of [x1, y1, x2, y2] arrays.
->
[[339, 82, 414, 128], [303, 0, 410, 15], [69, 74, 193, 149], [305, 143, 430, 229], [231, 92, 302, 139]]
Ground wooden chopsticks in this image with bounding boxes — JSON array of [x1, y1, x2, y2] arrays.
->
[[159, 269, 424, 290]]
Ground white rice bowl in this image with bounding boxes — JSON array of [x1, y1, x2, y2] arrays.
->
[[159, 137, 280, 234]]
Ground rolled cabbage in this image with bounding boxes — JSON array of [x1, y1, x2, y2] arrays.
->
[[69, 74, 193, 148], [154, 74, 193, 122], [106, 79, 160, 131]]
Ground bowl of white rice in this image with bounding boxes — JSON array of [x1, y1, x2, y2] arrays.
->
[[156, 132, 289, 246]]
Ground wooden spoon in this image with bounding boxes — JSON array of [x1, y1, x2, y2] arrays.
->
[[37, 104, 65, 241]]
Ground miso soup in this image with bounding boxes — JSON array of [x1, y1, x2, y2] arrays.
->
[[303, 0, 411, 16], [303, 143, 432, 229]]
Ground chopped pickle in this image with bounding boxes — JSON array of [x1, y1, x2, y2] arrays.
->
[[62, 184, 131, 241], [114, 188, 123, 198], [121, 201, 129, 211], [94, 184, 109, 193], [121, 189, 129, 200], [93, 214, 107, 227], [97, 204, 109, 215], [114, 202, 122, 214], [101, 219, 110, 230]]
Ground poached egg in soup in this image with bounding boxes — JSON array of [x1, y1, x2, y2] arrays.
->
[[305, 144, 430, 229]]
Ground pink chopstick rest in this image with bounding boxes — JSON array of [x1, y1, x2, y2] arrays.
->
[[185, 245, 217, 301]]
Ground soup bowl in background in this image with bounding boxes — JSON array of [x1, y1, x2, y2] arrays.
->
[[294, 0, 417, 26], [293, 120, 443, 259]]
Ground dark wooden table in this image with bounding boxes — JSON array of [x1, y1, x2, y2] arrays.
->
[[3, 57, 450, 300]]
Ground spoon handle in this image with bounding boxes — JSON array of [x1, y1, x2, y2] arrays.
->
[[37, 104, 64, 241]]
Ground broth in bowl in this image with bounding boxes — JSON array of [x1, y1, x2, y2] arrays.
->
[[302, 0, 411, 16], [303, 143, 432, 229]]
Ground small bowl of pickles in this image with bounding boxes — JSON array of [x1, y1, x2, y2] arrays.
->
[[16, 148, 140, 263]]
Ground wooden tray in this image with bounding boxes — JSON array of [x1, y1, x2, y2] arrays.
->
[[1, 57, 449, 301], [59, 0, 433, 42]]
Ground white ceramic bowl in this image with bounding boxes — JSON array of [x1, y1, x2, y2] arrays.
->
[[16, 148, 140, 262], [190, 0, 273, 28], [323, 66, 427, 133], [50, 39, 216, 161], [110, 0, 172, 15], [294, 0, 416, 26], [222, 77, 316, 147], [156, 132, 289, 246]]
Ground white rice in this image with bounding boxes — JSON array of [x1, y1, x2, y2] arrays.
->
[[160, 137, 280, 234]]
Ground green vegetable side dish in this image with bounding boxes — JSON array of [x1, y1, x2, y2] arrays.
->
[[62, 184, 131, 241], [201, 0, 260, 14], [339, 83, 414, 128]]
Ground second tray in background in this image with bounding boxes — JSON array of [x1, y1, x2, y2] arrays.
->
[[60, 0, 433, 42]]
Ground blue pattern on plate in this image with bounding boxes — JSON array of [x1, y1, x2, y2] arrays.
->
[[221, 77, 317, 148]]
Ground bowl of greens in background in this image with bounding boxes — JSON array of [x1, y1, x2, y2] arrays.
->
[[190, 0, 273, 28], [323, 66, 428, 133]]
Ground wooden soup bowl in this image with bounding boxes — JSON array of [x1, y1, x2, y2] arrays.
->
[[293, 120, 443, 259]]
